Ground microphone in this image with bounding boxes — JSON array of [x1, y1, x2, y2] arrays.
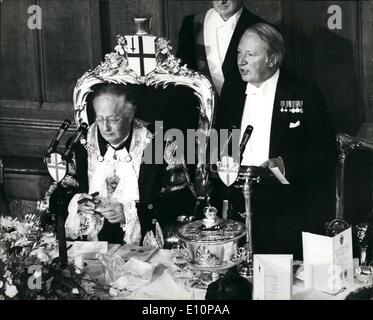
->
[[62, 122, 88, 161], [45, 119, 71, 157], [239, 125, 254, 163]]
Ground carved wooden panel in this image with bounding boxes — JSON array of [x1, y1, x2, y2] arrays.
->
[[40, 0, 102, 103], [0, 117, 77, 157], [0, 1, 99, 159], [0, 0, 40, 101]]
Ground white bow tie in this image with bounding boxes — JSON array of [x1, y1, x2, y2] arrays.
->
[[245, 83, 263, 95]]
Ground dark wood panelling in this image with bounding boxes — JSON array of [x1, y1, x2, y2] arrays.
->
[[244, 0, 281, 24], [281, 1, 362, 135], [319, 1, 359, 41], [8, 200, 39, 220], [0, 0, 41, 101], [0, 116, 77, 158], [5, 173, 52, 201], [361, 1, 373, 123], [107, 0, 163, 52], [165, 0, 282, 63], [165, 0, 211, 49], [106, 0, 137, 52], [0, 101, 74, 120], [89, 1, 103, 67], [40, 0, 101, 103], [139, 0, 164, 37], [315, 1, 362, 135]]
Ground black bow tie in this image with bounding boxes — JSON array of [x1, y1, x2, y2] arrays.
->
[[97, 127, 132, 156], [107, 141, 127, 151]]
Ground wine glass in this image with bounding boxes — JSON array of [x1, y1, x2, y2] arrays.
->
[[355, 223, 372, 286], [171, 243, 189, 269], [356, 264, 373, 287]]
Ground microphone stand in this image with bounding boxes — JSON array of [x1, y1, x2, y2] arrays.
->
[[48, 182, 68, 267], [237, 171, 260, 278], [220, 126, 236, 219], [44, 122, 87, 268]]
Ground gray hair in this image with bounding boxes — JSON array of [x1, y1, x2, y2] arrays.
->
[[245, 23, 285, 67]]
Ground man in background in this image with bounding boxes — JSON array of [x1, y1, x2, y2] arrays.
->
[[177, 0, 264, 96]]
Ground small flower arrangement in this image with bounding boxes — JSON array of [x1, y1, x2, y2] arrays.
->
[[0, 214, 95, 300]]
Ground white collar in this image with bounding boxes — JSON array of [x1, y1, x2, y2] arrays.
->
[[209, 7, 243, 27], [245, 69, 280, 95]]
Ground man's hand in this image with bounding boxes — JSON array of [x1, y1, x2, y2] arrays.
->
[[77, 193, 97, 215], [95, 202, 125, 224]]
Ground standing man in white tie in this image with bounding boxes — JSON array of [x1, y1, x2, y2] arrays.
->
[[214, 23, 337, 259], [177, 0, 265, 96]]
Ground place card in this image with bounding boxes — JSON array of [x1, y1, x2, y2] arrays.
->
[[302, 228, 354, 295], [253, 254, 293, 300]]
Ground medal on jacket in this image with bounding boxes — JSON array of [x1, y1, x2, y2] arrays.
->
[[280, 100, 304, 113]]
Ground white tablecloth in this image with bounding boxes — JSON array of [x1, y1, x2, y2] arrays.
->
[[73, 245, 367, 300]]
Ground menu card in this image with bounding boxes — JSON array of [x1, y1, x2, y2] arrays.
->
[[302, 228, 354, 295], [253, 254, 293, 300]]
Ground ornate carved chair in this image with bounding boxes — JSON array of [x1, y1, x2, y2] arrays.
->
[[336, 134, 373, 221], [39, 21, 216, 244], [335, 133, 373, 262]]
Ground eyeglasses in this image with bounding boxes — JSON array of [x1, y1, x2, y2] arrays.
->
[[96, 112, 128, 125]]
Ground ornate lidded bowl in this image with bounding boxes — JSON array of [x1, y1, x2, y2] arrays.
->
[[177, 207, 246, 272]]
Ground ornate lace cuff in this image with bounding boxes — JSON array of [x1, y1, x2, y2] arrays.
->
[[65, 193, 104, 240], [65, 193, 82, 239]]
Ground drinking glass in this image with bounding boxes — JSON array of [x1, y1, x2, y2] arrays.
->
[[171, 244, 189, 269]]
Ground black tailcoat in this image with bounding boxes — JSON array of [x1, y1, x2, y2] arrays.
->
[[214, 71, 337, 259]]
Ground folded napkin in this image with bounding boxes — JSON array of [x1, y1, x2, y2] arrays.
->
[[67, 241, 108, 260], [97, 254, 158, 292], [132, 268, 194, 300]]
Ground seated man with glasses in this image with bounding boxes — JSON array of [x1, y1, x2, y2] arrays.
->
[[64, 83, 192, 246]]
